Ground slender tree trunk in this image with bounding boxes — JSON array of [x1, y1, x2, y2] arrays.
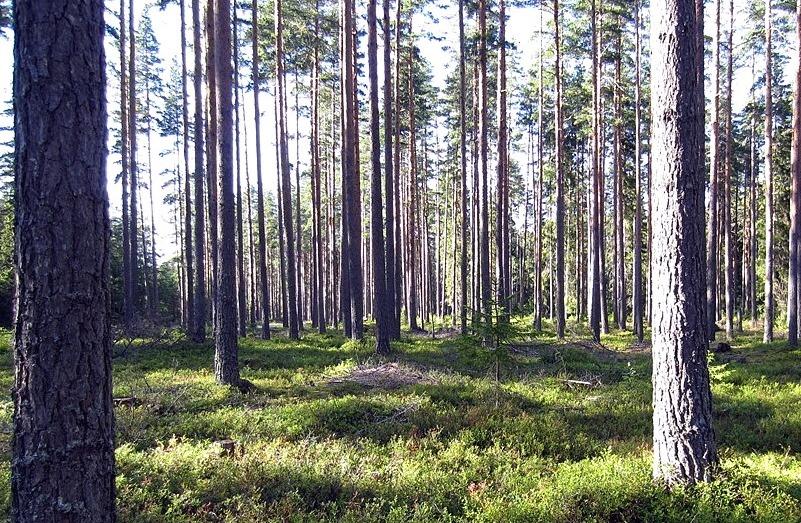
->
[[764, 0, 775, 343], [192, 0, 207, 343], [212, 0, 241, 384], [554, 0, 566, 338], [369, 0, 390, 353], [589, 0, 601, 342], [294, 72, 304, 330], [650, 0, 718, 485], [12, 1, 115, 517], [407, 25, 420, 332], [313, 0, 326, 332], [633, 0, 643, 342], [478, 0, 491, 331], [788, 0, 801, 346], [723, 0, 734, 340], [535, 6, 544, 332], [120, 0, 133, 330], [458, 0, 468, 334], [234, 6, 247, 337], [129, 0, 140, 322], [750, 66, 758, 327], [180, 0, 194, 333], [496, 0, 509, 321], [277, 0, 300, 339], [205, 0, 219, 333], [614, 26, 625, 331], [706, 0, 721, 341], [252, 0, 271, 338]]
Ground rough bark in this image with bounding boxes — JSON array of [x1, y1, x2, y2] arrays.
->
[[706, 0, 721, 341], [12, 0, 115, 518], [212, 0, 241, 385], [650, 0, 718, 485]]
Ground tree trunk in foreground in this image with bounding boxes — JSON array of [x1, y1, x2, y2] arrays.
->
[[650, 0, 717, 486], [12, 0, 115, 518], [764, 0, 775, 343], [213, 0, 241, 385]]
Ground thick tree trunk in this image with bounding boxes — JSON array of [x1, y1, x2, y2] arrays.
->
[[12, 0, 115, 518], [252, 0, 271, 339], [764, 0, 775, 343], [789, 0, 801, 346], [192, 0, 207, 342], [650, 0, 718, 485], [212, 0, 241, 384], [554, 0, 566, 338]]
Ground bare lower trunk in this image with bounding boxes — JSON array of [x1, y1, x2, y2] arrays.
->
[[12, 1, 115, 517], [650, 0, 717, 485]]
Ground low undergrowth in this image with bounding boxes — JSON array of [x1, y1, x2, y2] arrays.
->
[[0, 322, 799, 521]]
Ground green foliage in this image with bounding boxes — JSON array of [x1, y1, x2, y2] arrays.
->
[[0, 327, 800, 520]]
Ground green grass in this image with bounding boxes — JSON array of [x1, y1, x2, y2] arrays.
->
[[1, 321, 801, 521]]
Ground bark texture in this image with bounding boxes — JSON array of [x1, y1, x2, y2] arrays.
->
[[650, 0, 717, 485], [12, 0, 115, 518]]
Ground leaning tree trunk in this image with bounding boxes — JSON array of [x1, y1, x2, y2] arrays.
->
[[650, 0, 718, 486], [788, 0, 801, 346], [12, 0, 115, 518]]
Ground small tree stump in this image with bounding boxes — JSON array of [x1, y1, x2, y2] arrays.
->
[[214, 439, 237, 457]]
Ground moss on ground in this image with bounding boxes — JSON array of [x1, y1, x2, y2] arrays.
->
[[0, 322, 800, 521]]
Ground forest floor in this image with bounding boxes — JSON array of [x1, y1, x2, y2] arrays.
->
[[0, 319, 800, 522]]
